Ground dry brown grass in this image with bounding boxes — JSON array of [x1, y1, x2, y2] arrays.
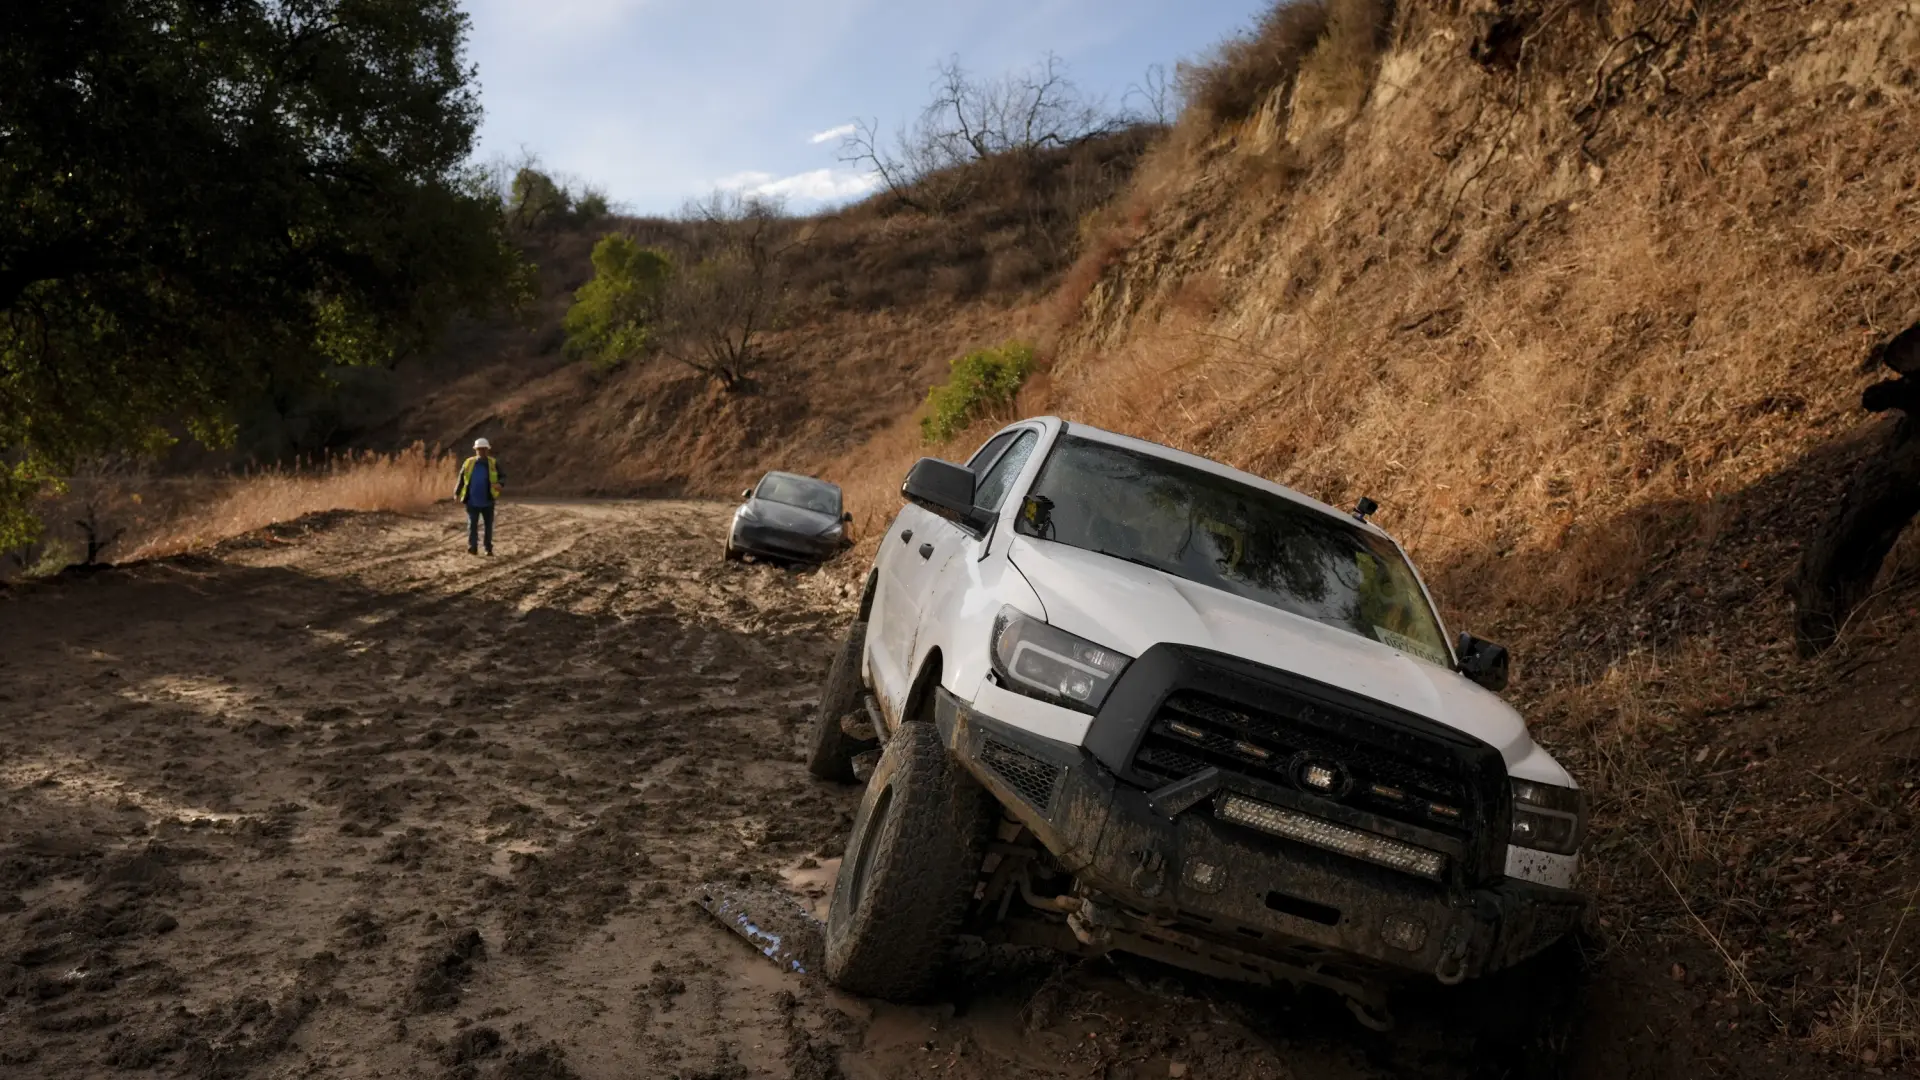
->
[[130, 444, 453, 558], [1177, 0, 1333, 130]]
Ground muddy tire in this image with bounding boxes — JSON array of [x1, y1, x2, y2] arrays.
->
[[806, 622, 869, 783], [722, 530, 742, 562], [824, 721, 992, 1001]]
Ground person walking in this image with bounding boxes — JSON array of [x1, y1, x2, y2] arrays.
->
[[455, 438, 504, 555]]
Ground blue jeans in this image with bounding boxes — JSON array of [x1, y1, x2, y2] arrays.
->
[[466, 505, 494, 552]]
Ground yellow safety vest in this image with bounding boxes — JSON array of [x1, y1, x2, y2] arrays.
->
[[457, 456, 502, 501]]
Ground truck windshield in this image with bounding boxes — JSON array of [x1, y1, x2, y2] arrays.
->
[[756, 474, 840, 516], [1015, 435, 1451, 667]]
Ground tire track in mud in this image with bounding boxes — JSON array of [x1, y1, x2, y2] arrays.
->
[[0, 502, 1548, 1080]]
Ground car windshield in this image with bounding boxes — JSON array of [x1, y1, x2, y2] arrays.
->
[[1015, 435, 1451, 667], [755, 474, 840, 516]]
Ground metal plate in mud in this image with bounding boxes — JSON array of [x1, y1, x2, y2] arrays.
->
[[694, 880, 826, 975]]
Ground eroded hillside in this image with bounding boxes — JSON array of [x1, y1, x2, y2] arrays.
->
[[832, 1, 1918, 1072]]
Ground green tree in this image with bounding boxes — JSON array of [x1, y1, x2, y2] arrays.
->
[[0, 0, 529, 549], [563, 235, 671, 369], [509, 166, 573, 230]]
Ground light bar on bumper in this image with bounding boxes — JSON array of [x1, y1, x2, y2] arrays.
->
[[1216, 793, 1448, 881]]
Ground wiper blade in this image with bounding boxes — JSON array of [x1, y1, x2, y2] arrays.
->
[[1093, 547, 1178, 577]]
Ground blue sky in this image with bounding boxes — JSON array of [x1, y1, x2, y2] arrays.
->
[[462, 0, 1271, 215]]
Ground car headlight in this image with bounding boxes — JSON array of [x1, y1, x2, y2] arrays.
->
[[1509, 779, 1587, 856], [990, 606, 1132, 714], [817, 521, 844, 539]]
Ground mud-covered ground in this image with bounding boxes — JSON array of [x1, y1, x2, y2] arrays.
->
[[0, 501, 1871, 1080]]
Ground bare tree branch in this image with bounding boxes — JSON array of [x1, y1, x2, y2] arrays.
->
[[836, 52, 1124, 215], [1123, 63, 1177, 127], [655, 191, 800, 389]]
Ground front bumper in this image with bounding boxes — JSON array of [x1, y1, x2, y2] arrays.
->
[[935, 689, 1585, 983], [731, 521, 845, 562]]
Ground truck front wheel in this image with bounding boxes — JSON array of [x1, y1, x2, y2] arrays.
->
[[823, 720, 991, 1001]]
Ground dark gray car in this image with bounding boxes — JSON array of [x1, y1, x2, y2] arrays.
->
[[724, 471, 853, 565]]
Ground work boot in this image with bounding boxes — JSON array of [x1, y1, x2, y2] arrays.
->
[[484, 547, 494, 556], [468, 546, 478, 555]]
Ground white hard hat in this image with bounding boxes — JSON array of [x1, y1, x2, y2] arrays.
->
[[473, 437, 491, 449]]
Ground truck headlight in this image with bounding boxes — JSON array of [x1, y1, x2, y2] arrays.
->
[[1509, 779, 1587, 856], [990, 607, 1132, 714]]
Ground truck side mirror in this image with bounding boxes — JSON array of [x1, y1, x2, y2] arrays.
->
[[901, 458, 990, 532], [1456, 633, 1510, 692]]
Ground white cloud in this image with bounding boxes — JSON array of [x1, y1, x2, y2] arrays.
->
[[715, 170, 777, 191], [716, 167, 881, 205], [808, 123, 858, 145]]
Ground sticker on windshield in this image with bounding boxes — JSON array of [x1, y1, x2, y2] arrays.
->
[[1375, 627, 1449, 667]]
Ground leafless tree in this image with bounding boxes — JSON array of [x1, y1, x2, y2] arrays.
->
[[655, 191, 799, 389], [1123, 64, 1179, 127], [840, 53, 1123, 213]]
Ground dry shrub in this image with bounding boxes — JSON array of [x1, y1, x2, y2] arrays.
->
[[132, 444, 453, 558], [1814, 940, 1920, 1067], [1178, 0, 1331, 130], [786, 128, 1160, 319], [1050, 221, 1140, 330]]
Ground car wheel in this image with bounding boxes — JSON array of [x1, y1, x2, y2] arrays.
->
[[824, 720, 992, 1001], [806, 622, 871, 783], [722, 530, 741, 562]]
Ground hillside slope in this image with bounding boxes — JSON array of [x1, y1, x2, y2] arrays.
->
[[826, 2, 1915, 1074], [372, 131, 1153, 498]]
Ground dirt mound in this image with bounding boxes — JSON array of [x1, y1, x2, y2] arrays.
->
[[411, 928, 488, 1013]]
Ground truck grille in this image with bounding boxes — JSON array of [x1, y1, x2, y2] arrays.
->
[[1132, 691, 1477, 838]]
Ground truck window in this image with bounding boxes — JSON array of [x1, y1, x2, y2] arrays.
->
[[1015, 435, 1451, 666], [973, 430, 1038, 512]]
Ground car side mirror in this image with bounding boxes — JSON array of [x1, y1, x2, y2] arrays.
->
[[1456, 633, 1510, 692], [741, 488, 752, 500], [841, 511, 853, 523], [901, 457, 989, 531]]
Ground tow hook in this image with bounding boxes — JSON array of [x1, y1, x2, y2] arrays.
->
[[1127, 849, 1166, 899], [1433, 925, 1470, 985]]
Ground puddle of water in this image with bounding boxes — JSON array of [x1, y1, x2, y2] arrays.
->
[[483, 838, 546, 877], [778, 857, 840, 922]]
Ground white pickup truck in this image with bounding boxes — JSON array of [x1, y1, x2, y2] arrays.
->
[[806, 417, 1586, 1026]]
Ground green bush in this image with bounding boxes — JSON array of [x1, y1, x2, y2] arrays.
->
[[921, 342, 1036, 443], [563, 234, 672, 370]]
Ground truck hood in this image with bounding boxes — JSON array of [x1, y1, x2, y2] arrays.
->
[[1008, 537, 1535, 764]]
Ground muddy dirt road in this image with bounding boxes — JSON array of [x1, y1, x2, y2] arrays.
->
[[2, 502, 1535, 1079]]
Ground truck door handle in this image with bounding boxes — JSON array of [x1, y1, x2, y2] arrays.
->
[[900, 529, 912, 544], [918, 543, 934, 560]]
